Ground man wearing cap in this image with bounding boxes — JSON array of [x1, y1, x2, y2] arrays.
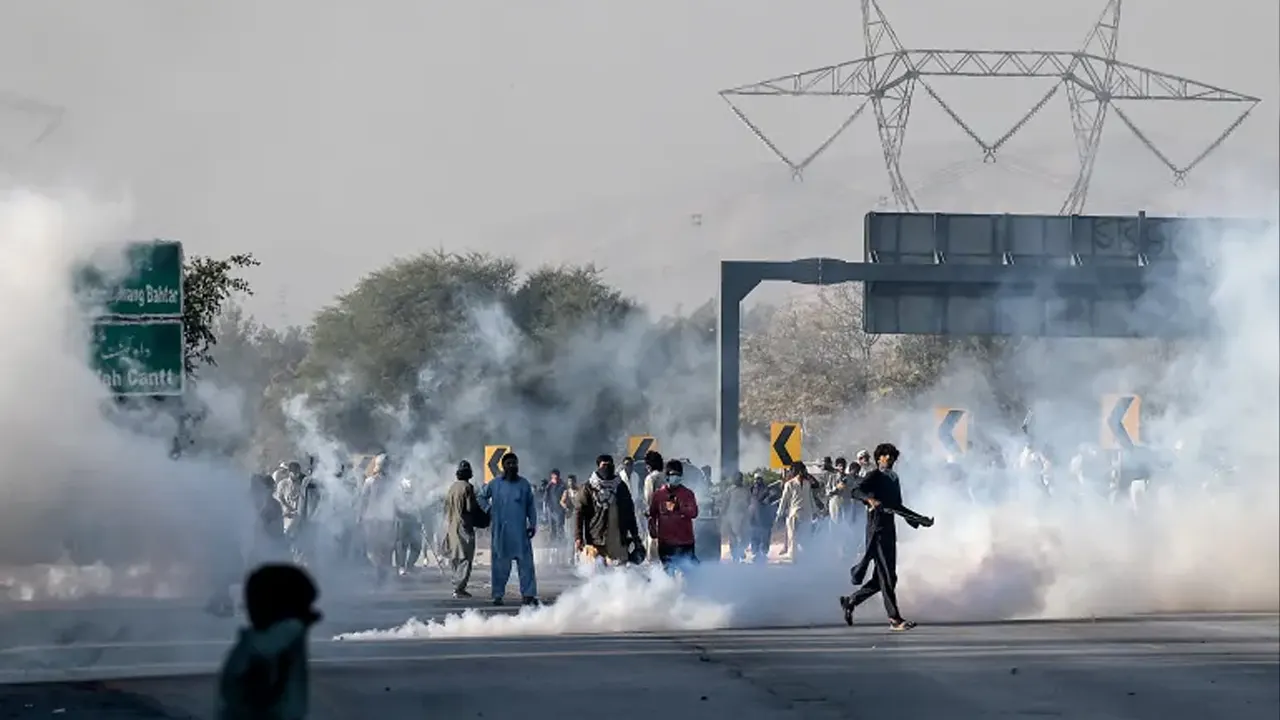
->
[[442, 460, 487, 599], [477, 452, 540, 606]]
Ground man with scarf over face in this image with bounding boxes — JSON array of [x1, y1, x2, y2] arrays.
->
[[840, 442, 932, 632], [575, 454, 642, 566], [477, 452, 539, 606]]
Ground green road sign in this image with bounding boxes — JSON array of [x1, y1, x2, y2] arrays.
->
[[77, 240, 184, 317], [91, 320, 185, 396]]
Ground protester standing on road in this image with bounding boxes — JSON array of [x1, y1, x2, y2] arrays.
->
[[478, 452, 539, 606], [640, 451, 665, 559], [575, 454, 642, 566], [357, 454, 399, 587], [826, 457, 857, 558], [441, 460, 486, 599], [542, 469, 568, 565], [747, 473, 773, 563], [648, 459, 700, 570], [392, 477, 425, 577], [775, 462, 819, 561], [720, 472, 752, 562], [560, 474, 581, 559], [620, 456, 641, 502]]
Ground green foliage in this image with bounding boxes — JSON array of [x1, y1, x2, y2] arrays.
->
[[293, 250, 651, 455], [182, 253, 260, 375], [303, 251, 519, 403], [511, 263, 636, 343]]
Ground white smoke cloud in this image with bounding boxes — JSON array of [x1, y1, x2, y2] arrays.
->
[[3, 173, 1272, 654], [338, 179, 1278, 641], [0, 189, 253, 599]]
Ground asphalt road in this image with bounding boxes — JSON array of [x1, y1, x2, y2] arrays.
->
[[1, 606, 1276, 719]]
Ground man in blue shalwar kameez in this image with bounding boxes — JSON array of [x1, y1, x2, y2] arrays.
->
[[478, 452, 539, 606]]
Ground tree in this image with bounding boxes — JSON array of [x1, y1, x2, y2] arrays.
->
[[205, 304, 311, 466], [296, 251, 651, 462], [740, 286, 884, 437], [182, 253, 260, 376], [510, 263, 636, 344]]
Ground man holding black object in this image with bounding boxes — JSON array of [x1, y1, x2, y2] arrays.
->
[[839, 442, 934, 631]]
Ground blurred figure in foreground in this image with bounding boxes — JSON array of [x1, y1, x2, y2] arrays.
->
[[217, 563, 322, 720], [479, 452, 539, 606], [648, 459, 700, 570]]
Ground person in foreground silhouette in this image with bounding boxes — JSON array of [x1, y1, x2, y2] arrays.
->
[[217, 563, 322, 720]]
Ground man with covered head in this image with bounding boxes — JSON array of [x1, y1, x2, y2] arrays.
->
[[477, 452, 539, 606], [575, 454, 642, 566], [442, 460, 486, 599], [649, 459, 700, 569]]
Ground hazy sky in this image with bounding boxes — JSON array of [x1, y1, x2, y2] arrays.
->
[[0, 0, 1275, 325]]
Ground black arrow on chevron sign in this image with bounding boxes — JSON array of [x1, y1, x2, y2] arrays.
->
[[937, 410, 966, 455], [486, 446, 510, 481], [772, 424, 797, 467], [1107, 396, 1136, 449], [630, 437, 655, 462]]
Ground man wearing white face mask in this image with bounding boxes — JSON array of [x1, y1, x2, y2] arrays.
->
[[648, 459, 700, 569]]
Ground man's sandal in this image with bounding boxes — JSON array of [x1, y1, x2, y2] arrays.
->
[[889, 619, 917, 631]]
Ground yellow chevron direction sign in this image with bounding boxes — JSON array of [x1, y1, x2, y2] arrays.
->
[[1101, 395, 1141, 450], [934, 408, 970, 455], [769, 422, 802, 469], [484, 445, 512, 483], [627, 435, 658, 461]]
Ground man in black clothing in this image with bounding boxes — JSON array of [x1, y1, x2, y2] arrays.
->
[[839, 442, 932, 631]]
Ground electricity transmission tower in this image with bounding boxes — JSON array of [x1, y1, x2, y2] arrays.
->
[[719, 0, 1261, 214], [0, 88, 63, 147]]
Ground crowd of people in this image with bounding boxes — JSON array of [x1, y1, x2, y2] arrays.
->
[[225, 448, 721, 608]]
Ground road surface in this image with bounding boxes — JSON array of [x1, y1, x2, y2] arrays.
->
[[1, 598, 1275, 719]]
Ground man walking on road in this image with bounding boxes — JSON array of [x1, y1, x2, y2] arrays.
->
[[840, 443, 933, 632]]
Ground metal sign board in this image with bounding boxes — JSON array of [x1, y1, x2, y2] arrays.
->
[[91, 320, 185, 396], [77, 240, 184, 318]]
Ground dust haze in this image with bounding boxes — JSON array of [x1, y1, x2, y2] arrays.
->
[[0, 0, 1274, 658]]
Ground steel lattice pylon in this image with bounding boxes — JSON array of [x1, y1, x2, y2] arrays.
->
[[0, 89, 63, 147], [719, 0, 1261, 214]]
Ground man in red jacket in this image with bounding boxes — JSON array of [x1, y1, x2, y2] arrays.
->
[[648, 459, 700, 569]]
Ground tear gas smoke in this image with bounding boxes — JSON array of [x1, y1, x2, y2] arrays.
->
[[3, 174, 1273, 653], [0, 190, 254, 600], [336, 564, 731, 640], [340, 183, 1277, 641]]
